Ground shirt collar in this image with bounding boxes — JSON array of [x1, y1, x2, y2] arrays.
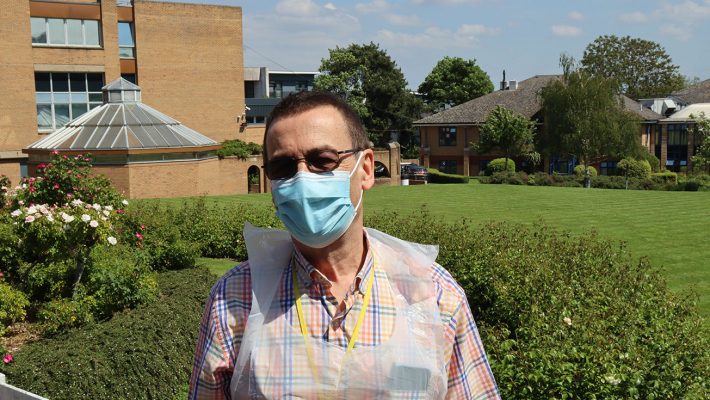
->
[[292, 230, 374, 295]]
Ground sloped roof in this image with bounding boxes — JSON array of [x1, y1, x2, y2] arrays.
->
[[415, 74, 660, 125], [672, 79, 710, 104], [415, 75, 558, 125], [27, 79, 218, 151], [662, 103, 710, 122]]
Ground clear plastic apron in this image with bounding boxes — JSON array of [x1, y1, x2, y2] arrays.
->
[[231, 223, 448, 399]]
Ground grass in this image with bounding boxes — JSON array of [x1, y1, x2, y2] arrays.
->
[[155, 184, 710, 320]]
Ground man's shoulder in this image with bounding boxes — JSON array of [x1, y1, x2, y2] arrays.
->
[[208, 260, 253, 302], [428, 262, 467, 303]]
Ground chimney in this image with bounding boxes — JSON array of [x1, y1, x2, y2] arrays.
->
[[500, 69, 508, 91], [508, 80, 518, 90]]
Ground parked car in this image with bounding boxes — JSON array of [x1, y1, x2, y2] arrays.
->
[[401, 163, 428, 182]]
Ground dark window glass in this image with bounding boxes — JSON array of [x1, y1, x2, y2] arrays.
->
[[70, 73, 87, 91], [87, 73, 104, 91], [438, 160, 457, 174], [438, 127, 457, 146], [35, 73, 51, 92], [53, 73, 69, 92], [121, 73, 137, 84], [245, 81, 255, 98]]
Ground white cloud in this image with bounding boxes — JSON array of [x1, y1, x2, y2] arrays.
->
[[655, 0, 710, 21], [324, 2, 337, 11], [568, 11, 584, 21], [618, 11, 648, 23], [384, 14, 422, 26], [356, 0, 391, 13], [410, 0, 484, 4], [551, 25, 581, 37], [275, 0, 320, 16], [661, 24, 692, 41], [375, 23, 498, 49]]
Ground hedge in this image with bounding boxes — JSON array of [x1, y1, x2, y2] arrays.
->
[[365, 211, 709, 399], [427, 168, 470, 184], [486, 158, 516, 175], [0, 267, 217, 400]]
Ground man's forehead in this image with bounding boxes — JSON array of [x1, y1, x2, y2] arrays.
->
[[267, 106, 351, 150]]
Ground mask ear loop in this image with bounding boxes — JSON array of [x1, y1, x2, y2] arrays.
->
[[349, 151, 366, 210]]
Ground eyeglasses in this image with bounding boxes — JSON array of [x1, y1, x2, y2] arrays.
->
[[265, 148, 362, 180]]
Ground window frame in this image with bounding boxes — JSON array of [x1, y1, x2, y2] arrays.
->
[[35, 72, 104, 132], [31, 17, 102, 48], [438, 126, 457, 147]]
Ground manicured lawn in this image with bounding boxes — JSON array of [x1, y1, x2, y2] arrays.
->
[[158, 184, 710, 320]]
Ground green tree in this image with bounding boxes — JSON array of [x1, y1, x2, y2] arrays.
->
[[418, 56, 493, 109], [315, 42, 422, 147], [474, 105, 539, 172], [691, 112, 710, 173], [540, 55, 642, 188], [581, 35, 684, 99]]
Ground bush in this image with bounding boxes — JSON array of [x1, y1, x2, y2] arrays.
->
[[486, 158, 516, 175], [0, 282, 29, 336], [364, 211, 709, 399], [37, 296, 95, 336], [216, 139, 262, 160], [591, 175, 628, 190], [0, 175, 10, 207], [573, 164, 598, 177], [427, 168, 470, 184], [640, 152, 661, 172], [617, 158, 652, 179], [528, 172, 554, 186], [86, 245, 158, 320], [1, 267, 216, 400], [0, 220, 21, 282], [651, 171, 678, 185]]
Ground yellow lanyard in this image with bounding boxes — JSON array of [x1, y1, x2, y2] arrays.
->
[[292, 255, 375, 384]]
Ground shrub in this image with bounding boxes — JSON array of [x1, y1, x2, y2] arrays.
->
[[0, 282, 29, 336], [591, 175, 628, 190], [14, 152, 123, 209], [528, 172, 554, 186], [37, 296, 95, 336], [651, 171, 678, 185], [364, 211, 709, 399], [0, 220, 21, 282], [486, 158, 515, 175], [0, 175, 10, 207], [573, 164, 598, 177], [427, 168, 470, 184], [617, 158, 652, 179], [1, 267, 216, 400], [85, 245, 158, 320], [216, 139, 262, 160], [640, 152, 661, 172]]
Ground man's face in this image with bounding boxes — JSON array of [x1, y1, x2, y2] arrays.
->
[[265, 105, 373, 212]]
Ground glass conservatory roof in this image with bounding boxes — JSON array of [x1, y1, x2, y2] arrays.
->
[[27, 78, 218, 151]]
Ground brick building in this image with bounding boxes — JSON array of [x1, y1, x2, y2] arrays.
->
[[1, 0, 244, 188], [414, 75, 662, 176]]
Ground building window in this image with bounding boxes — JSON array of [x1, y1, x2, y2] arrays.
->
[[296, 80, 311, 92], [247, 115, 265, 124], [244, 81, 256, 98], [118, 22, 135, 58], [438, 160, 457, 174], [438, 127, 457, 146], [35, 72, 104, 131], [269, 82, 282, 98], [600, 161, 617, 176], [121, 73, 137, 84], [31, 17, 100, 47]]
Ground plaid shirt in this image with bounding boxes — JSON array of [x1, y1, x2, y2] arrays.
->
[[188, 232, 500, 399]]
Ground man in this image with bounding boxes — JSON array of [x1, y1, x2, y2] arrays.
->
[[189, 91, 499, 399]]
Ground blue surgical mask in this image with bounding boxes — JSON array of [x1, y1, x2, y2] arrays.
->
[[271, 152, 364, 248]]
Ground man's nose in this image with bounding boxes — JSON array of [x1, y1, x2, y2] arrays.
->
[[295, 158, 310, 173]]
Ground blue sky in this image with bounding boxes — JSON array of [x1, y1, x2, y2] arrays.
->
[[166, 0, 710, 90]]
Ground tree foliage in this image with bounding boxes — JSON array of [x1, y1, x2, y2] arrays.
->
[[474, 105, 538, 171], [314, 43, 422, 148], [581, 35, 684, 99], [691, 112, 710, 172], [540, 55, 642, 187], [418, 56, 493, 109]]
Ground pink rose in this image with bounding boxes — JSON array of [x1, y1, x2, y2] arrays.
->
[[54, 184, 60, 189], [3, 353, 13, 364], [135, 233, 144, 240], [52, 150, 60, 155]]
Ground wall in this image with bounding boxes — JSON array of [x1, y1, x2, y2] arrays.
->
[[134, 1, 244, 144], [0, 373, 48, 400]]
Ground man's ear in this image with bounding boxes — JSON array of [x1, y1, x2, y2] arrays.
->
[[360, 149, 375, 190]]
